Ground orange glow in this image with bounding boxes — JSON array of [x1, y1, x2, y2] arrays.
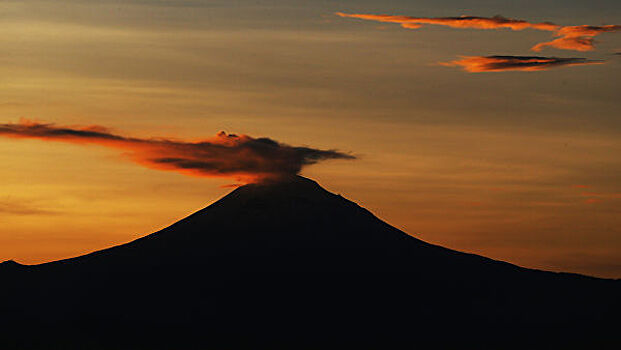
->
[[439, 55, 603, 72], [1, 3, 619, 279], [337, 13, 620, 52], [581, 192, 621, 198], [532, 36, 595, 52], [335, 13, 559, 31], [0, 120, 354, 183], [532, 25, 621, 51]]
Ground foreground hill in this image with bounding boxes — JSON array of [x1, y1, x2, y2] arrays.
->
[[0, 176, 618, 348]]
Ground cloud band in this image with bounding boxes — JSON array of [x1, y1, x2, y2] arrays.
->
[[0, 120, 355, 183], [439, 55, 603, 72], [337, 12, 619, 52]]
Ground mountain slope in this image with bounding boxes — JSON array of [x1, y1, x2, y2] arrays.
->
[[0, 176, 619, 348]]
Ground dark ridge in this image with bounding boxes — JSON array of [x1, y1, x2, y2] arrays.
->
[[0, 260, 22, 269], [0, 176, 619, 349], [221, 175, 336, 204]]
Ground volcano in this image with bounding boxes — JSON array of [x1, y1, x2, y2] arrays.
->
[[0, 176, 619, 348]]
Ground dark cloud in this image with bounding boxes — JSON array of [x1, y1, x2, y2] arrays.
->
[[0, 120, 355, 183], [439, 55, 604, 72]]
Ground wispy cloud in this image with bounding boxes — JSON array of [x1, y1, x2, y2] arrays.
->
[[0, 120, 355, 183], [570, 184, 591, 189], [336, 12, 620, 52], [581, 192, 621, 204], [581, 192, 621, 198], [439, 55, 603, 72], [0, 198, 56, 216], [335, 13, 558, 31], [532, 25, 621, 52]]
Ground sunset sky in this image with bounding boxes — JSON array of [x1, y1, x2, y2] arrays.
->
[[1, 0, 620, 277]]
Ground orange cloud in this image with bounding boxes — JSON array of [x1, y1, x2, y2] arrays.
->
[[580, 192, 621, 204], [335, 13, 559, 31], [0, 120, 354, 183], [532, 25, 621, 52], [337, 12, 620, 52], [580, 192, 621, 198], [439, 55, 603, 72], [584, 198, 603, 204]]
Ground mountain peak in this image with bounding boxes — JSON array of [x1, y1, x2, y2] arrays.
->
[[0, 260, 23, 271], [244, 175, 325, 191], [223, 175, 334, 204], [0, 260, 20, 266], [1, 176, 619, 348]]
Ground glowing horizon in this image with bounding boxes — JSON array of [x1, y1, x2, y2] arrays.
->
[[1, 0, 619, 278]]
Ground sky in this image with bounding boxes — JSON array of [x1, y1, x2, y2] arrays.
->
[[1, 0, 620, 277]]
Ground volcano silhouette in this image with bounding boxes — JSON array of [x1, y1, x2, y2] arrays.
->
[[1, 176, 619, 348]]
